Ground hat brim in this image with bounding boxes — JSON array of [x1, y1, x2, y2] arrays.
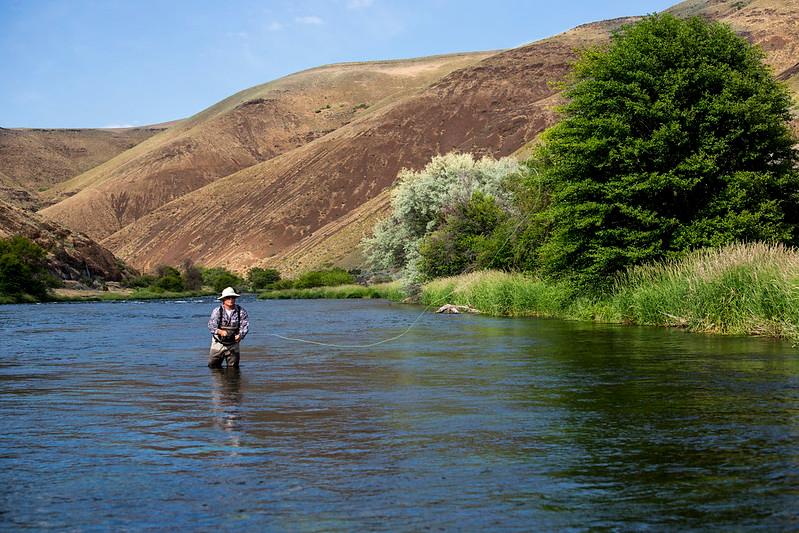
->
[[217, 294, 240, 300]]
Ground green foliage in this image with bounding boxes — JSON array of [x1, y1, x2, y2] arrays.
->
[[419, 191, 512, 278], [248, 267, 281, 290], [269, 279, 296, 291], [294, 267, 355, 289], [258, 281, 406, 301], [122, 274, 157, 289], [201, 266, 244, 292], [156, 265, 181, 279], [608, 242, 799, 337], [121, 263, 198, 293], [419, 242, 799, 341], [421, 270, 572, 318], [534, 13, 799, 291], [201, 267, 228, 287], [0, 236, 49, 300], [213, 271, 244, 293], [362, 152, 522, 282], [152, 274, 185, 293]]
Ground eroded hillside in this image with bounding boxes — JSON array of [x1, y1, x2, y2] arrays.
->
[[39, 53, 495, 241], [100, 29, 598, 273]]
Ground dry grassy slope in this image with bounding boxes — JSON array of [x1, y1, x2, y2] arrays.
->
[[39, 53, 495, 241], [0, 127, 163, 209], [101, 26, 615, 273], [264, 189, 394, 277], [0, 198, 131, 281]]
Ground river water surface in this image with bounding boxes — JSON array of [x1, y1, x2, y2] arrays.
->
[[1, 296, 798, 531]]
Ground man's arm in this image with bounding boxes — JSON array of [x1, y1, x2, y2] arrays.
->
[[237, 307, 249, 340], [208, 307, 221, 334]]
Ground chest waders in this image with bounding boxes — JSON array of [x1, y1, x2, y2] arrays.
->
[[215, 304, 241, 345]]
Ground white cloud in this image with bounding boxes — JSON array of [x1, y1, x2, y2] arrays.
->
[[347, 0, 373, 8], [267, 21, 283, 31], [295, 16, 324, 25], [102, 123, 137, 129]]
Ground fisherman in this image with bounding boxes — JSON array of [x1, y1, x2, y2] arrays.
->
[[207, 286, 249, 368]]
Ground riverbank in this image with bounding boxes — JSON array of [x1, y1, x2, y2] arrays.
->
[[422, 242, 799, 342], [42, 282, 216, 303]]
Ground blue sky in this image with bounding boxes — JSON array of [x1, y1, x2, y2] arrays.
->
[[1, 0, 677, 129]]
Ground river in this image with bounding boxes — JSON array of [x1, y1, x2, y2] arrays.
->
[[1, 296, 797, 531]]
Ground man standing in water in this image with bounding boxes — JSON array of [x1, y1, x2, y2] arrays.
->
[[207, 287, 249, 368]]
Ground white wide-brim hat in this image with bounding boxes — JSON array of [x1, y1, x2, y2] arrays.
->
[[217, 286, 240, 300]]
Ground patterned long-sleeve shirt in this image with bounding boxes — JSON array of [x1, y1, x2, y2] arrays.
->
[[208, 304, 249, 340]]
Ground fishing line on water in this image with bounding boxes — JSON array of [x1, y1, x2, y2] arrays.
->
[[265, 167, 543, 349]]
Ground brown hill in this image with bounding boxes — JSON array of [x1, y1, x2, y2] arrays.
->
[[39, 53, 495, 241], [38, 0, 799, 276], [0, 126, 165, 210]]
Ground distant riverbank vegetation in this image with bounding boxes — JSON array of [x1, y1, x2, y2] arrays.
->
[[359, 14, 799, 340]]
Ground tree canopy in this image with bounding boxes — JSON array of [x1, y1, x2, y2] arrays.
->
[[535, 13, 799, 290]]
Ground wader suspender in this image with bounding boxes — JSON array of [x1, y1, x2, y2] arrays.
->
[[217, 304, 241, 333]]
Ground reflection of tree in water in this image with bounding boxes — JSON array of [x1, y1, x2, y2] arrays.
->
[[210, 367, 243, 452]]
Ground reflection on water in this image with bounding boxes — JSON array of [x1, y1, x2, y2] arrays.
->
[[210, 367, 243, 451], [0, 296, 797, 531]]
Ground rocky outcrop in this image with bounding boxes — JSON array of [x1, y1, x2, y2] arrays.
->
[[0, 198, 135, 281]]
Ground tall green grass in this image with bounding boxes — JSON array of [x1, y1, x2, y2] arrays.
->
[[252, 242, 799, 341], [419, 242, 799, 341], [421, 270, 572, 317], [607, 242, 799, 339]]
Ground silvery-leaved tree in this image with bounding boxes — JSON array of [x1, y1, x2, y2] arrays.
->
[[362, 152, 521, 284]]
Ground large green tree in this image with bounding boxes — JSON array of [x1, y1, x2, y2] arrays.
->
[[535, 14, 799, 290]]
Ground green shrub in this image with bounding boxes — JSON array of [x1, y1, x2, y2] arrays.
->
[[419, 191, 511, 278], [201, 267, 228, 288], [294, 267, 354, 289], [213, 271, 244, 293], [153, 274, 185, 293], [248, 267, 281, 290], [121, 274, 157, 289]]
